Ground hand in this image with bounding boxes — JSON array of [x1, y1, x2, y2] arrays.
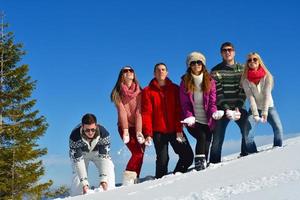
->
[[261, 115, 267, 123], [232, 108, 241, 121], [176, 132, 186, 143], [123, 129, 130, 144], [83, 185, 89, 194], [100, 182, 108, 191], [212, 110, 224, 120], [226, 109, 234, 120], [180, 116, 196, 126], [136, 132, 145, 144], [226, 108, 241, 121], [144, 136, 152, 146]]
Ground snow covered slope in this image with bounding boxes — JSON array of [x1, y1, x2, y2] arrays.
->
[[61, 136, 300, 200]]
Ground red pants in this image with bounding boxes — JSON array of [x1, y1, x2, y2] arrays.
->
[[118, 127, 145, 177]]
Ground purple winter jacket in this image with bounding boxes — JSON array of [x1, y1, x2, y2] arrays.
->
[[179, 78, 217, 131]]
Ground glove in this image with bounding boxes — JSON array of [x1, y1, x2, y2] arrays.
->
[[226, 109, 234, 120], [176, 132, 187, 143], [180, 116, 196, 126], [136, 132, 145, 144], [123, 129, 130, 144], [144, 136, 152, 146], [212, 110, 224, 120], [226, 109, 241, 121], [232, 109, 241, 121]]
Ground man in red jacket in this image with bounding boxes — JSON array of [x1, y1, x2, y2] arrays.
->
[[142, 63, 194, 178]]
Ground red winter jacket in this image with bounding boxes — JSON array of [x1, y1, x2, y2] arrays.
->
[[142, 78, 183, 137]]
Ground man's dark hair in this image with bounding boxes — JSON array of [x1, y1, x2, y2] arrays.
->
[[154, 62, 168, 72], [220, 42, 235, 52], [81, 113, 97, 124]]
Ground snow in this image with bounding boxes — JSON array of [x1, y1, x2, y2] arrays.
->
[[59, 136, 300, 200]]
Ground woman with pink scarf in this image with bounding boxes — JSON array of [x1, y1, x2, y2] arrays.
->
[[111, 66, 145, 186], [241, 52, 283, 151]]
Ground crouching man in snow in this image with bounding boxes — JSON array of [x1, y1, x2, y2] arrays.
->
[[69, 113, 115, 196]]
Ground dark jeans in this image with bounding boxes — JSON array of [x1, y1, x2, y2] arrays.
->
[[209, 108, 257, 164], [153, 132, 194, 178], [186, 123, 212, 160]]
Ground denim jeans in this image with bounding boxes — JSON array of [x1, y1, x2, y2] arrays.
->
[[209, 108, 257, 164], [247, 107, 283, 148]]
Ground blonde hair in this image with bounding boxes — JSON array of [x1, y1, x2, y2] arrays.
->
[[241, 52, 274, 86], [110, 66, 141, 104]]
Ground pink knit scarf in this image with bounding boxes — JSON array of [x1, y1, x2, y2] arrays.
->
[[120, 82, 140, 103]]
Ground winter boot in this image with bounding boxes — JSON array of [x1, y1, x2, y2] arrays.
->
[[122, 170, 137, 186], [194, 154, 207, 171]]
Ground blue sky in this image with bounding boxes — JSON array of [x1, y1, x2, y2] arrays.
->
[[2, 0, 300, 186]]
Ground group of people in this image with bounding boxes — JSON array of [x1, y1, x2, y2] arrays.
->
[[68, 42, 284, 196]]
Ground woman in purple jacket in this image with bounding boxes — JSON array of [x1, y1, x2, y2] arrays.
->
[[180, 52, 224, 170]]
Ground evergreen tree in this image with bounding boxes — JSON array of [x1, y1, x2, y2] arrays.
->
[[43, 185, 70, 199], [0, 15, 52, 199]]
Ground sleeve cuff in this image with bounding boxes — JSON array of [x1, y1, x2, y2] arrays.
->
[[99, 175, 108, 184], [261, 110, 268, 116], [81, 179, 89, 187]]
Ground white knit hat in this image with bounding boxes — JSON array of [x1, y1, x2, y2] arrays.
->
[[186, 52, 206, 68]]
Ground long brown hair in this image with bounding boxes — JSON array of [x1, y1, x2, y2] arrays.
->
[[110, 66, 141, 104], [182, 65, 212, 93]]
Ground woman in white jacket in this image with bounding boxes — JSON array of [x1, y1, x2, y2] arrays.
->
[[241, 52, 283, 151]]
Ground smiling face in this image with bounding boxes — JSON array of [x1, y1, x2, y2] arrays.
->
[[82, 123, 97, 139], [221, 46, 235, 64], [189, 60, 203, 75], [247, 55, 260, 70], [122, 67, 135, 82]]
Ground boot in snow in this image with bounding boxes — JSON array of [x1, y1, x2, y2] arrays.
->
[[194, 154, 207, 171], [122, 170, 137, 186]]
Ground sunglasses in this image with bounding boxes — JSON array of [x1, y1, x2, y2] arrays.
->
[[247, 58, 258, 63], [122, 68, 134, 73], [190, 60, 203, 66], [221, 48, 234, 53], [83, 128, 96, 133]]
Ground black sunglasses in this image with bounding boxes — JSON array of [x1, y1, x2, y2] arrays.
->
[[221, 48, 234, 53], [122, 68, 134, 73], [83, 128, 96, 133], [247, 58, 258, 63], [190, 60, 203, 66]]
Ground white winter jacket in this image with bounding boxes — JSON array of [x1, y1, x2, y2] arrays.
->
[[242, 74, 274, 117]]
